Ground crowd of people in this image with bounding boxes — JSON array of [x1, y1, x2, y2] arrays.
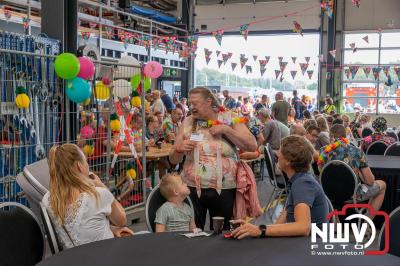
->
[[44, 86, 394, 249]]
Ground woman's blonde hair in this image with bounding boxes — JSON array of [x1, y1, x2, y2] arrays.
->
[[189, 87, 221, 109], [316, 116, 329, 132], [48, 144, 99, 225]]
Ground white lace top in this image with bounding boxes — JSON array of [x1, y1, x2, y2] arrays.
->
[[42, 187, 115, 249]]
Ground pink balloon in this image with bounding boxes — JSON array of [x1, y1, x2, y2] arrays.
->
[[102, 76, 111, 85], [143, 61, 163, 79], [80, 125, 95, 139], [77, 56, 95, 80]]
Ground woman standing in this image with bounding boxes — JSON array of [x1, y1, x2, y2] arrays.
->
[[169, 87, 257, 230]]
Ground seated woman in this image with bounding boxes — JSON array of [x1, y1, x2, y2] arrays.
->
[[231, 135, 329, 239], [42, 144, 133, 249], [361, 116, 396, 152]]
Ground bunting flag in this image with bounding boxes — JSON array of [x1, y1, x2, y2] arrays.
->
[[278, 56, 284, 63], [363, 66, 371, 77], [307, 70, 314, 80], [293, 21, 303, 37], [279, 76, 285, 82], [217, 59, 223, 68], [204, 48, 213, 58], [239, 24, 250, 41], [372, 67, 381, 80], [246, 65, 252, 74], [299, 63, 309, 75], [205, 56, 211, 65], [81, 32, 91, 42], [275, 70, 281, 79], [349, 42, 357, 53], [227, 52, 233, 59], [305, 57, 311, 63], [344, 68, 351, 79], [240, 54, 248, 69], [349, 66, 360, 79], [264, 56, 271, 64], [362, 35, 369, 44], [329, 49, 336, 58], [222, 53, 230, 65], [216, 50, 221, 57], [259, 59, 268, 68], [394, 66, 400, 80], [321, 0, 334, 19], [253, 55, 258, 61], [279, 61, 288, 73], [382, 66, 390, 77], [231, 62, 238, 71], [352, 0, 361, 8], [260, 67, 267, 76], [385, 75, 393, 87], [291, 57, 297, 64], [290, 70, 297, 80], [213, 30, 224, 46]]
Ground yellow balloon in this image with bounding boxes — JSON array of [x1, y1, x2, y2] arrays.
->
[[95, 81, 110, 100], [15, 94, 30, 109], [83, 145, 94, 156], [131, 96, 141, 108], [110, 119, 121, 132], [126, 168, 137, 179]]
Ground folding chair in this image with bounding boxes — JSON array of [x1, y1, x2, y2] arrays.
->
[[378, 206, 400, 257], [366, 141, 388, 155], [40, 203, 62, 254], [384, 142, 400, 156]]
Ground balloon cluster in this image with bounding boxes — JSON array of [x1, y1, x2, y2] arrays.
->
[[55, 53, 96, 103]]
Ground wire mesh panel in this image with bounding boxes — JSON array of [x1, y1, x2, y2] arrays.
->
[[0, 31, 148, 210]]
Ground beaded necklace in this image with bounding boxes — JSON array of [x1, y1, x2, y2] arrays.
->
[[317, 137, 350, 166]]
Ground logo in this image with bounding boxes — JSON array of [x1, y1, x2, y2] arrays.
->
[[310, 204, 389, 256]]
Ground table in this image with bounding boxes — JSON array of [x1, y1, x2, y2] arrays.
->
[[367, 155, 400, 225], [38, 233, 400, 266]]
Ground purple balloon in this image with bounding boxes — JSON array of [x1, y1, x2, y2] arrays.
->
[[77, 56, 95, 80]]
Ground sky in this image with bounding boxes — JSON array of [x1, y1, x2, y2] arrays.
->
[[194, 33, 320, 84]]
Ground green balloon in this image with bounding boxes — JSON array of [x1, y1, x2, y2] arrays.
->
[[144, 77, 151, 91], [130, 74, 141, 90], [54, 53, 80, 80]]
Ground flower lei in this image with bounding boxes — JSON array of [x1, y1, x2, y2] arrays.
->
[[317, 137, 350, 166], [197, 116, 249, 129]]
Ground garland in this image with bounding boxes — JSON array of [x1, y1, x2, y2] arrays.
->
[[317, 137, 350, 166], [197, 116, 248, 129]]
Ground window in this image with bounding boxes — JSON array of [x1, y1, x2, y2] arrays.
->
[[342, 32, 400, 114]]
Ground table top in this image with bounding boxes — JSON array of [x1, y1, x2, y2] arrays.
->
[[367, 155, 400, 170], [112, 143, 173, 160], [38, 233, 400, 266]]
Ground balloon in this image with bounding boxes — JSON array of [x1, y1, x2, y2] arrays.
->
[[144, 77, 151, 91], [143, 61, 163, 79], [55, 53, 80, 79], [94, 81, 110, 101], [15, 86, 30, 109], [130, 74, 141, 90], [115, 56, 140, 78], [113, 79, 131, 98], [102, 76, 111, 85], [66, 77, 91, 103], [77, 56, 95, 80]]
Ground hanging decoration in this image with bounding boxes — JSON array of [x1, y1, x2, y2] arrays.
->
[[110, 113, 121, 132], [382, 66, 390, 77], [293, 21, 303, 37], [213, 29, 224, 46], [80, 125, 95, 139], [81, 32, 91, 42], [387, 20, 395, 29], [264, 56, 270, 64], [239, 24, 250, 41], [329, 49, 336, 58], [307, 70, 314, 79], [349, 42, 357, 53], [279, 76, 284, 82], [363, 67, 371, 78], [349, 66, 359, 79], [126, 163, 137, 180], [15, 86, 30, 109], [300, 63, 309, 75], [260, 67, 267, 76], [304, 57, 311, 63], [291, 57, 297, 64], [352, 0, 361, 8], [231, 62, 238, 71], [130, 91, 141, 108], [4, 9, 11, 23], [240, 54, 248, 69], [278, 56, 284, 63], [385, 75, 393, 87], [205, 56, 211, 65], [290, 70, 297, 80], [216, 50, 221, 57], [372, 67, 381, 80], [275, 70, 281, 80], [83, 140, 95, 157], [222, 53, 230, 65], [279, 61, 288, 73], [217, 59, 224, 68], [362, 35, 369, 44], [227, 52, 233, 59], [144, 61, 163, 79], [344, 68, 351, 79], [321, 0, 334, 19], [252, 55, 258, 61], [259, 59, 268, 68], [245, 65, 252, 74]]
